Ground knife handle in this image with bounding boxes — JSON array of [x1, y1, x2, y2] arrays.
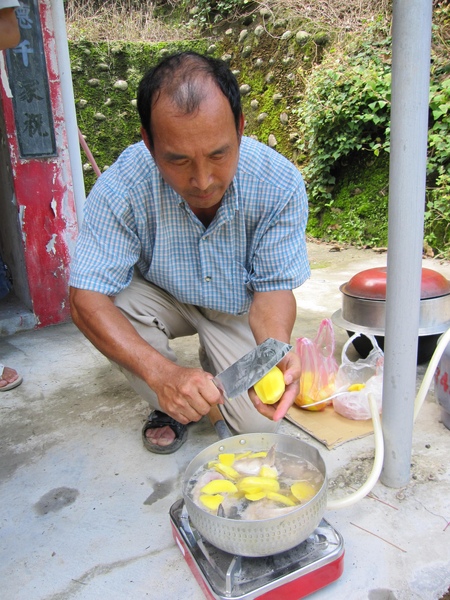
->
[[209, 404, 231, 440]]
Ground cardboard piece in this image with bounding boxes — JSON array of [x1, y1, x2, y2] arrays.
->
[[286, 403, 374, 449]]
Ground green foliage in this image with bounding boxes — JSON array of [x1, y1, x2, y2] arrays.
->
[[307, 153, 389, 247], [181, 0, 255, 26], [295, 14, 450, 258], [425, 75, 450, 258], [425, 172, 450, 259], [295, 28, 392, 211]]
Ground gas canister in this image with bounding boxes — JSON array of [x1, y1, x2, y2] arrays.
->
[[435, 338, 450, 430]]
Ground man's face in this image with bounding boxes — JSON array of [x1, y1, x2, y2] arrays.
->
[[143, 81, 244, 214]]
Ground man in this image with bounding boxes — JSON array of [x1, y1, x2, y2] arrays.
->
[[0, 0, 22, 392], [69, 51, 310, 453], [0, 0, 20, 50]]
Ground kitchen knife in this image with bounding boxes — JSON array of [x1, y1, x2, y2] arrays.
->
[[212, 338, 292, 400]]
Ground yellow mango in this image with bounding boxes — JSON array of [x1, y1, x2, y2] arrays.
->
[[254, 366, 285, 404], [348, 383, 366, 392], [237, 476, 280, 494], [245, 490, 266, 501], [218, 453, 235, 466], [199, 494, 224, 511], [246, 451, 267, 458], [291, 481, 317, 502], [235, 451, 252, 461], [200, 479, 238, 495], [295, 394, 325, 411], [267, 491, 296, 507], [295, 371, 332, 411], [259, 465, 278, 479], [214, 463, 240, 480]]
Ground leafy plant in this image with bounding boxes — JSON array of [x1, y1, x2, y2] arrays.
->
[[425, 171, 450, 259], [181, 0, 255, 26], [424, 30, 450, 258], [295, 12, 450, 258], [295, 28, 392, 212]]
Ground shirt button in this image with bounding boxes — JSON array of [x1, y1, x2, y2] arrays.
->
[[205, 276, 211, 282]]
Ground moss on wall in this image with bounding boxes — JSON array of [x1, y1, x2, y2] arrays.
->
[[69, 19, 325, 193], [70, 39, 215, 191], [308, 153, 390, 246]]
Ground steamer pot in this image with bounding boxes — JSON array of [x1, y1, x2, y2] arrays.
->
[[332, 267, 450, 363], [182, 433, 328, 557]]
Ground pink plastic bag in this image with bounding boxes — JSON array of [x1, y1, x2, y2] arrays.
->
[[295, 319, 339, 410]]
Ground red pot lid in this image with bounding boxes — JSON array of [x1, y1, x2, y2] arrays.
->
[[341, 266, 450, 300]]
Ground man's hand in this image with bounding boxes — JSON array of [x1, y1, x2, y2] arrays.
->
[[151, 363, 223, 424], [70, 287, 224, 424], [248, 350, 300, 422]]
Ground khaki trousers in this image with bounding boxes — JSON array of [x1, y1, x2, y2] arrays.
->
[[113, 272, 279, 434]]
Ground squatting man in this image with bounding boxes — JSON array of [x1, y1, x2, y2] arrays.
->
[[69, 51, 310, 454]]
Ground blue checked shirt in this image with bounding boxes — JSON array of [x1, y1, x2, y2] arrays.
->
[[69, 137, 310, 315]]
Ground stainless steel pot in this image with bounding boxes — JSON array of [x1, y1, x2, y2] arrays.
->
[[182, 432, 328, 557]]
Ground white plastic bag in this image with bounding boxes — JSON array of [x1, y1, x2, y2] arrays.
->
[[333, 333, 384, 420]]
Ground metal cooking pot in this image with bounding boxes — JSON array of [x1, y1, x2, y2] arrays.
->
[[182, 432, 328, 557], [332, 267, 450, 364]]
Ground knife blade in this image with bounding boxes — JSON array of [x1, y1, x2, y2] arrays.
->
[[212, 338, 292, 400]]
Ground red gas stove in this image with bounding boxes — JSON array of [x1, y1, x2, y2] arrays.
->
[[170, 498, 344, 600]]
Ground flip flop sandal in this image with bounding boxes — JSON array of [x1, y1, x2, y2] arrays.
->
[[0, 364, 23, 392], [142, 410, 188, 454]]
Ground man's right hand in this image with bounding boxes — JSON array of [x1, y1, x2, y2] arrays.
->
[[69, 287, 222, 424], [150, 363, 222, 424]]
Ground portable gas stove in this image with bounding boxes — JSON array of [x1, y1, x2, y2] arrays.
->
[[170, 498, 344, 600]]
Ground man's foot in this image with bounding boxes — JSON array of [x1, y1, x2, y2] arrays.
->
[[141, 410, 188, 454], [0, 365, 23, 391], [146, 425, 176, 447]]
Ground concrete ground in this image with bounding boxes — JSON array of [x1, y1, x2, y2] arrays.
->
[[0, 241, 449, 600]]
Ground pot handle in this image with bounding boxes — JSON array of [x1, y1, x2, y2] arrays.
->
[[209, 404, 232, 439]]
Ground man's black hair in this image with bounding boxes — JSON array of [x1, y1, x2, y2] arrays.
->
[[137, 51, 242, 148]]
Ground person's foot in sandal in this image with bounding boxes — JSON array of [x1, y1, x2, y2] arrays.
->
[[142, 410, 188, 454], [0, 364, 23, 391]]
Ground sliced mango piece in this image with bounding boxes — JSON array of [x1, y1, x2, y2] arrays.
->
[[267, 491, 296, 507], [245, 490, 266, 501], [254, 366, 285, 404], [214, 463, 240, 480], [246, 451, 267, 458], [291, 481, 317, 502], [200, 479, 238, 495], [237, 476, 280, 494], [348, 383, 366, 392], [199, 494, 224, 511], [235, 451, 252, 461], [218, 453, 235, 466], [259, 465, 278, 479]]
